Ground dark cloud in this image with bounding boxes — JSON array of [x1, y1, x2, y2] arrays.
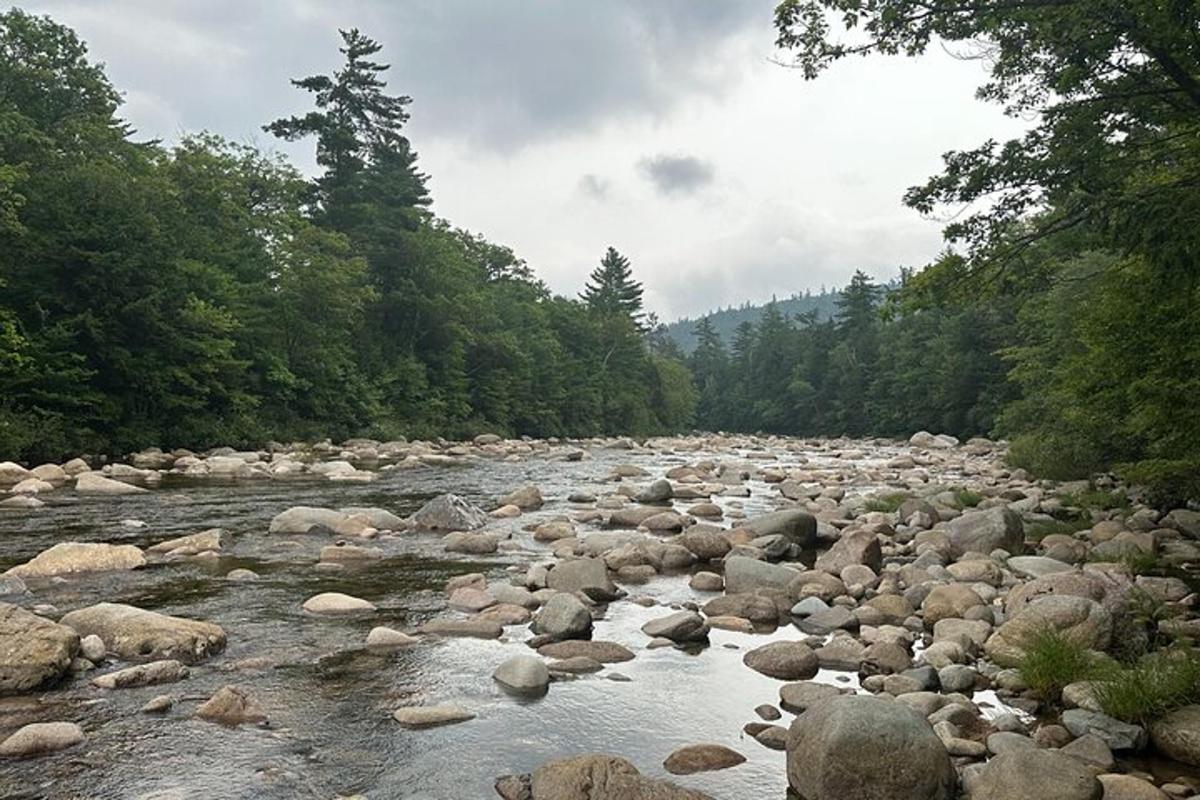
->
[[638, 154, 715, 195], [577, 174, 610, 200], [28, 0, 770, 152]]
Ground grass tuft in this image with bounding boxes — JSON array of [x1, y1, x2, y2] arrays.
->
[[864, 492, 911, 513], [952, 489, 984, 509], [1093, 647, 1200, 724], [1018, 628, 1105, 703]]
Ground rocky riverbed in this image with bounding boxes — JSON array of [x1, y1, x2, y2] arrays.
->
[[1, 434, 1199, 799]]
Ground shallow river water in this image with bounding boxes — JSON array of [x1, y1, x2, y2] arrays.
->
[[0, 439, 980, 799]]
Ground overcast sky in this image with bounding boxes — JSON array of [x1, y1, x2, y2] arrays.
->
[[25, 0, 1024, 320]]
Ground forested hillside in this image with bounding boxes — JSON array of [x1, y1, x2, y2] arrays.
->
[[0, 12, 696, 462], [664, 289, 839, 353]]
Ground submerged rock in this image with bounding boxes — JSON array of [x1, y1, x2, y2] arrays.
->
[[392, 705, 475, 729]]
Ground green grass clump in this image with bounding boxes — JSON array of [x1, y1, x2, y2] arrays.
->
[[1018, 629, 1106, 703], [1093, 647, 1200, 724], [1026, 516, 1091, 541], [953, 489, 984, 509], [864, 492, 911, 513], [1059, 488, 1129, 512]]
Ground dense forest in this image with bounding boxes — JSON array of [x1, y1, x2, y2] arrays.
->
[[664, 289, 840, 354], [0, 11, 696, 461], [2, 4, 1198, 503]]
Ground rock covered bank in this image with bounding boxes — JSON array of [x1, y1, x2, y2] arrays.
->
[[0, 432, 1198, 798]]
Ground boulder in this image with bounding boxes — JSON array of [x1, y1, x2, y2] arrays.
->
[[723, 555, 798, 595], [662, 744, 745, 775], [968, 750, 1101, 799], [786, 695, 956, 800], [0, 722, 84, 757], [5, 542, 146, 578], [922, 584, 987, 626], [195, 685, 267, 726], [984, 595, 1112, 667], [493, 655, 550, 695], [943, 506, 1023, 558], [532, 593, 592, 640], [545, 558, 619, 601], [743, 641, 819, 680], [641, 611, 709, 644], [500, 485, 544, 510], [410, 493, 490, 530], [1061, 709, 1147, 751], [58, 603, 225, 664], [302, 592, 376, 616], [679, 527, 731, 561], [393, 705, 475, 729], [366, 627, 418, 649], [443, 532, 500, 554], [0, 603, 79, 695], [529, 754, 713, 800], [635, 478, 673, 504], [268, 506, 349, 534], [0, 462, 30, 486], [75, 472, 148, 494], [1007, 556, 1074, 579], [1149, 705, 1200, 766], [91, 659, 188, 689], [702, 593, 781, 625], [815, 529, 882, 575], [742, 509, 817, 547]]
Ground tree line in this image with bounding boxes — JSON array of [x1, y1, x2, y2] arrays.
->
[[0, 12, 696, 462]]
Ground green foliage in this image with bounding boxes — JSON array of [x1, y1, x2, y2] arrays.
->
[[1006, 433, 1105, 482], [1018, 628, 1106, 704], [1026, 517, 1091, 542], [952, 489, 984, 509], [0, 13, 693, 461], [1118, 459, 1200, 510], [864, 492, 910, 513], [1093, 648, 1200, 725], [1059, 488, 1129, 513]]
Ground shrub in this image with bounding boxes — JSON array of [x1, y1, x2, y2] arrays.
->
[[1006, 432, 1105, 481], [1093, 647, 1200, 724], [1026, 516, 1091, 541], [1117, 459, 1200, 509], [864, 492, 911, 513], [1018, 628, 1106, 703]]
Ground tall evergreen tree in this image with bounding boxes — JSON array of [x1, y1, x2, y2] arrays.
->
[[580, 247, 645, 328]]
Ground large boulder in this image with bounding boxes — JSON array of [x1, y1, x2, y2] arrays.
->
[[741, 509, 817, 547], [528, 754, 714, 800], [743, 641, 818, 680], [75, 471, 148, 495], [268, 506, 355, 535], [500, 484, 544, 510], [0, 461, 30, 487], [0, 603, 79, 695], [968, 750, 1101, 799], [786, 695, 956, 800], [493, 655, 550, 695], [545, 558, 619, 601], [943, 506, 1023, 558], [723, 555, 799, 595], [1005, 571, 1128, 616], [0, 721, 85, 757], [58, 603, 226, 664], [410, 493, 490, 531], [5, 542, 145, 579], [1149, 705, 1200, 766], [984, 595, 1113, 667], [679, 527, 731, 561], [815, 529, 882, 575], [532, 593, 592, 640]]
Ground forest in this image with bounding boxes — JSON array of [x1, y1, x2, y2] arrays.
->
[[2, 4, 1198, 502]]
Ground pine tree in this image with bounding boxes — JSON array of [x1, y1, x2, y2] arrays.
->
[[580, 247, 645, 328]]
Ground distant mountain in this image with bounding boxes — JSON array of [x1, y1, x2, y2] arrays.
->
[[665, 290, 841, 353]]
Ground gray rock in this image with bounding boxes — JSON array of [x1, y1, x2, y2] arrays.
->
[[943, 507, 1023, 558], [0, 603, 79, 695], [410, 494, 490, 531], [535, 640, 634, 663], [493, 655, 550, 695], [985, 595, 1112, 667], [529, 754, 713, 799], [1061, 709, 1147, 751], [392, 705, 475, 729], [302, 592, 376, 616], [545, 558, 619, 601], [744, 641, 818, 680], [195, 685, 267, 726], [723, 555, 798, 594], [5, 542, 146, 578], [58, 603, 224, 665], [532, 593, 592, 640], [1007, 556, 1074, 579], [91, 659, 188, 689], [641, 611, 709, 643], [786, 695, 956, 800], [0, 721, 85, 757], [742, 509, 817, 547], [969, 750, 1101, 800], [1149, 705, 1200, 766], [635, 479, 673, 504], [662, 743, 745, 775], [815, 529, 882, 575]]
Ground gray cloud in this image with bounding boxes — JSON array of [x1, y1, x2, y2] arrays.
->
[[578, 174, 610, 200], [638, 154, 715, 196]]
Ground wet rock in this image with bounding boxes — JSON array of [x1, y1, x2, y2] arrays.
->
[[448, 587, 496, 612], [419, 618, 503, 639], [755, 725, 789, 751], [533, 520, 576, 542], [532, 593, 592, 640], [443, 531, 500, 553], [742, 509, 817, 547], [723, 555, 798, 595], [943, 506, 1023, 558], [410, 494, 490, 531], [366, 627, 418, 648], [786, 695, 956, 800], [0, 603, 79, 695], [970, 750, 1101, 800], [1149, 705, 1200, 766], [5, 542, 146, 578], [91, 659, 188, 689], [140, 694, 174, 713], [268, 506, 349, 534], [744, 641, 818, 680], [478, 604, 533, 625], [79, 634, 105, 662], [225, 568, 259, 581], [0, 722, 85, 757], [608, 506, 666, 528], [392, 705, 475, 729], [663, 743, 745, 775], [1062, 709, 1147, 751], [535, 640, 634, 663], [547, 656, 603, 674], [500, 485, 544, 510], [545, 558, 619, 601], [75, 472, 148, 494], [58, 603, 226, 664], [147, 529, 223, 557], [641, 611, 709, 643], [529, 754, 713, 800], [319, 543, 384, 564], [195, 685, 267, 726], [302, 592, 376, 616], [493, 655, 550, 695], [495, 773, 532, 800]]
